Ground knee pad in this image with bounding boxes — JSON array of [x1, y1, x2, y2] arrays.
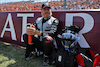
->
[[43, 36, 54, 55], [43, 36, 54, 44]]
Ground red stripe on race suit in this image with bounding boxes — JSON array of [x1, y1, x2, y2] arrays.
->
[[75, 54, 85, 67]]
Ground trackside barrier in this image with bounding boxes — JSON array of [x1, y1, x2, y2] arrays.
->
[[0, 10, 100, 54]]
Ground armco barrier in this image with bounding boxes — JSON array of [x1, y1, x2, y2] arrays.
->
[[0, 10, 100, 54]]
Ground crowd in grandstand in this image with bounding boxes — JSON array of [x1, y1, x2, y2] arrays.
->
[[0, 0, 100, 11]]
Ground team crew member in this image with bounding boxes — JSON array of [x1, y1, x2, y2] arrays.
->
[[23, 3, 59, 66]]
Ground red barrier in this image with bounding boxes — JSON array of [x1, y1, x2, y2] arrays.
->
[[0, 10, 100, 54]]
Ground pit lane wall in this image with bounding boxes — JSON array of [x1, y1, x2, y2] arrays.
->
[[0, 10, 100, 54]]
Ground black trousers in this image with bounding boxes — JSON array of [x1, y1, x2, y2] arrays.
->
[[23, 34, 54, 58]]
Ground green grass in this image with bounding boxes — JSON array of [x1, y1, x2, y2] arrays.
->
[[0, 41, 54, 67]]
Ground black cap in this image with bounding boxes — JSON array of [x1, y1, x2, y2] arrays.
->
[[41, 3, 51, 9]]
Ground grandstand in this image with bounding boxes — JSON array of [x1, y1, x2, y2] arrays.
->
[[0, 0, 100, 11]]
